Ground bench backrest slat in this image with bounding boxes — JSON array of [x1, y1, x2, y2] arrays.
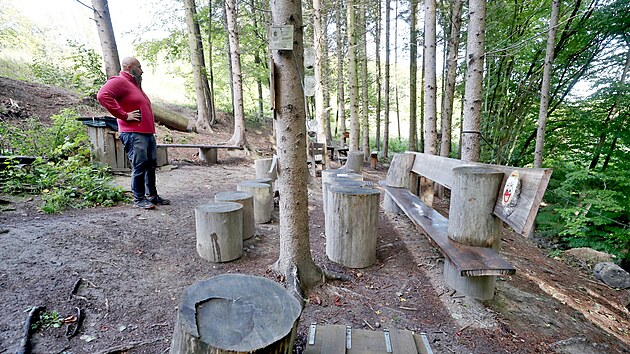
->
[[408, 152, 552, 236]]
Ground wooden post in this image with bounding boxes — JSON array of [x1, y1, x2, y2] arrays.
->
[[215, 191, 255, 240], [370, 151, 378, 169], [326, 186, 380, 268], [237, 181, 273, 223], [199, 148, 218, 163], [445, 166, 503, 300], [170, 274, 302, 354], [343, 151, 365, 173], [195, 203, 243, 263]]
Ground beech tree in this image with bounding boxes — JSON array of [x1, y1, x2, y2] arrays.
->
[[90, 0, 120, 78], [382, 0, 391, 158], [408, 0, 418, 151], [360, 0, 370, 158], [336, 0, 346, 140], [347, 0, 360, 151], [533, 0, 560, 168], [423, 0, 437, 155], [270, 0, 323, 291], [183, 0, 213, 131], [461, 0, 486, 162], [439, 0, 462, 160], [225, 0, 248, 146]]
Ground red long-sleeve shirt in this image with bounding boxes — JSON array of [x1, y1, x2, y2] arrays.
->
[[96, 71, 156, 134]]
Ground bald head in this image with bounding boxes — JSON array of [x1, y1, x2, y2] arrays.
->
[[121, 57, 143, 83]]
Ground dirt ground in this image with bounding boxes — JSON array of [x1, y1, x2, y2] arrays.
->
[[1, 77, 629, 354]]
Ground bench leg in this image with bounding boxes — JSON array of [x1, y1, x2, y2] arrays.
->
[[443, 259, 496, 300], [382, 194, 403, 214], [199, 148, 218, 163]]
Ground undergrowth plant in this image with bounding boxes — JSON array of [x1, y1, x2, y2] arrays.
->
[[0, 109, 126, 213]]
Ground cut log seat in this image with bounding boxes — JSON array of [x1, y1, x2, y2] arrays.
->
[[157, 144, 243, 164], [381, 182, 515, 277]]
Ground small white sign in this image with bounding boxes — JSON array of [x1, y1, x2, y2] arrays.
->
[[269, 25, 294, 50]]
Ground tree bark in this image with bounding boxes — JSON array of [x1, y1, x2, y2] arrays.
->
[[207, 0, 217, 125], [408, 0, 418, 151], [423, 0, 437, 155], [183, 0, 213, 132], [336, 0, 346, 141], [91, 0, 120, 79], [383, 0, 391, 158], [533, 0, 560, 168], [440, 0, 462, 160], [375, 0, 382, 152], [314, 0, 326, 146], [347, 0, 360, 151], [461, 0, 486, 162], [360, 0, 370, 159], [225, 0, 248, 147], [270, 0, 322, 290]]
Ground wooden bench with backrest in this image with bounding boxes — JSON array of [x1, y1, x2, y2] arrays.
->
[[381, 152, 552, 300], [156, 144, 243, 164]]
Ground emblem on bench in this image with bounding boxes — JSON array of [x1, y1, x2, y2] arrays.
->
[[502, 170, 521, 216]]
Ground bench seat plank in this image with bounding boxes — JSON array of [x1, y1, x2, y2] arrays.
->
[[381, 183, 515, 277], [157, 144, 243, 149]]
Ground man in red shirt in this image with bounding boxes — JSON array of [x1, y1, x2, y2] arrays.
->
[[97, 57, 170, 209]]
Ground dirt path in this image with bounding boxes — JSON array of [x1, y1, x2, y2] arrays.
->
[[1, 155, 629, 354]]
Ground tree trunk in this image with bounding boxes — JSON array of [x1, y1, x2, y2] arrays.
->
[[270, 0, 322, 290], [347, 0, 360, 151], [461, 0, 486, 162], [408, 0, 418, 151], [314, 0, 326, 146], [383, 0, 391, 158], [440, 0, 462, 160], [394, 0, 401, 141], [533, 0, 560, 168], [183, 0, 213, 132], [375, 0, 382, 153], [207, 0, 217, 125], [225, 0, 248, 147], [91, 0, 120, 79], [323, 15, 332, 145], [423, 0, 437, 155], [336, 0, 346, 142], [360, 0, 370, 160]]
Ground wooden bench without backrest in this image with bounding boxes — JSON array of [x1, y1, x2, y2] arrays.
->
[[382, 152, 552, 299], [156, 144, 243, 164]]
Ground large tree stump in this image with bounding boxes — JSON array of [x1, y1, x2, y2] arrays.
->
[[237, 181, 273, 223], [170, 274, 302, 354], [326, 186, 380, 268], [445, 166, 504, 300], [321, 169, 362, 213], [195, 203, 243, 263], [343, 151, 365, 173], [214, 191, 255, 240]]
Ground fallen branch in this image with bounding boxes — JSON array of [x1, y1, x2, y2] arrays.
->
[[17, 306, 44, 354]]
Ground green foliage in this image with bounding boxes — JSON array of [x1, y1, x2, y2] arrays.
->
[[29, 42, 106, 97], [29, 310, 63, 331], [0, 110, 126, 213]]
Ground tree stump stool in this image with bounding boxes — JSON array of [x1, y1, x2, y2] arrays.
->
[[343, 151, 365, 173], [445, 166, 504, 300], [321, 169, 363, 213], [195, 202, 243, 263], [255, 158, 277, 191], [325, 186, 381, 268], [237, 181, 273, 223], [170, 274, 302, 354], [214, 191, 255, 240]]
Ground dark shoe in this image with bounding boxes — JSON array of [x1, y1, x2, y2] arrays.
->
[[148, 195, 170, 205], [134, 199, 155, 209]]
